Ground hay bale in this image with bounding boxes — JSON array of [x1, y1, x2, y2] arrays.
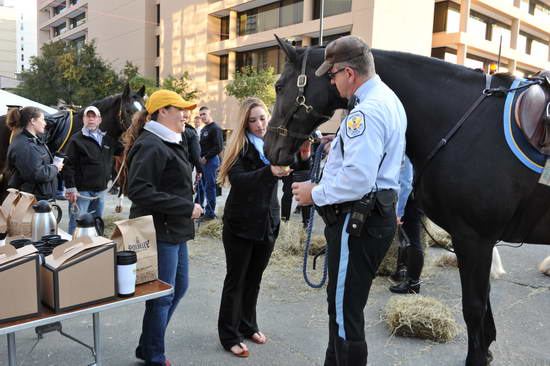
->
[[102, 215, 120, 238], [197, 219, 223, 240], [539, 256, 550, 276], [383, 295, 458, 343], [309, 235, 327, 256], [377, 234, 399, 276], [273, 220, 307, 256], [422, 218, 453, 250], [435, 253, 458, 268]]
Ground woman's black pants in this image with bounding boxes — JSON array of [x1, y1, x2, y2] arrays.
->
[[218, 226, 275, 350]]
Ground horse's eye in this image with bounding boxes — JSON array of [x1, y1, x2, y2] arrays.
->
[[275, 85, 282, 93]]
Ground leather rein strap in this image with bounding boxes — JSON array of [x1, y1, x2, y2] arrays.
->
[[268, 47, 333, 140]]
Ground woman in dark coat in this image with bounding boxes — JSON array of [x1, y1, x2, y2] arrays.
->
[[217, 97, 311, 357], [6, 107, 63, 200]]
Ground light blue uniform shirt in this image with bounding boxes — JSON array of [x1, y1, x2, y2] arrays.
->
[[311, 75, 407, 206]]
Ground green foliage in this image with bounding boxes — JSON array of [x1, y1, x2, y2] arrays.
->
[[162, 72, 200, 101], [225, 66, 276, 108], [14, 41, 122, 107]]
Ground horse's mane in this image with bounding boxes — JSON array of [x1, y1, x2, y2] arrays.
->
[[90, 93, 122, 112], [372, 49, 515, 84]]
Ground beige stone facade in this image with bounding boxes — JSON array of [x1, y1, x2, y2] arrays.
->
[[0, 5, 16, 79], [37, 0, 550, 132]]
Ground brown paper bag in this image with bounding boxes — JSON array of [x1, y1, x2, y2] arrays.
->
[[1, 189, 20, 234], [111, 215, 158, 284], [8, 192, 36, 237]]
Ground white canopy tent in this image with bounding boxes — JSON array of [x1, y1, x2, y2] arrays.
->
[[0, 89, 57, 115]]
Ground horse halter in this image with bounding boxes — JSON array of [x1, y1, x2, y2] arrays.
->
[[268, 47, 333, 140]]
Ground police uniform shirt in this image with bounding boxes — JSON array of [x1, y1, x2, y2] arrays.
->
[[311, 75, 407, 206]]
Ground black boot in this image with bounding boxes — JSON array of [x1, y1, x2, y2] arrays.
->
[[389, 278, 421, 294]]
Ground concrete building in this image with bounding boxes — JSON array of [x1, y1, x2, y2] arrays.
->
[[36, 0, 550, 131], [37, 0, 157, 78], [15, 0, 38, 74], [0, 3, 17, 80]]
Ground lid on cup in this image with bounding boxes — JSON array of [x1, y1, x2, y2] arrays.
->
[[117, 250, 137, 265]]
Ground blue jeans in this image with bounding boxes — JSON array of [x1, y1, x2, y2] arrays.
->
[[68, 191, 105, 234], [198, 156, 219, 217], [138, 241, 189, 364]]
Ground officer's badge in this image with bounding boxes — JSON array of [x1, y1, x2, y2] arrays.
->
[[346, 111, 365, 138]]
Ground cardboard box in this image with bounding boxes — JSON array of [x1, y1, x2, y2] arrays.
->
[[0, 244, 40, 323], [41, 236, 117, 313]]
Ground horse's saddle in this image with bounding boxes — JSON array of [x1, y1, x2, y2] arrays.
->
[[515, 70, 550, 155], [45, 110, 73, 153]]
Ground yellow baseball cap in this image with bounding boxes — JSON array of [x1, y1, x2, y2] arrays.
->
[[145, 90, 196, 114]]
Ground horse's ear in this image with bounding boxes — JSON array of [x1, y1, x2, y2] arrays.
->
[[122, 83, 131, 99], [137, 85, 146, 98], [275, 34, 298, 66]]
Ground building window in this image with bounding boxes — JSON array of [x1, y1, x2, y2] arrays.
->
[[311, 32, 350, 46], [53, 4, 67, 16], [220, 16, 229, 40], [70, 12, 86, 29], [313, 0, 351, 20], [220, 55, 229, 80], [156, 36, 160, 57], [53, 23, 67, 37], [70, 0, 80, 5], [237, 46, 280, 73], [155, 67, 160, 87], [533, 1, 550, 20], [530, 39, 549, 59], [238, 0, 303, 36], [156, 4, 160, 26], [491, 24, 510, 47]]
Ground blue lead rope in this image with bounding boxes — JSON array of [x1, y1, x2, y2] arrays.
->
[[302, 142, 329, 288]]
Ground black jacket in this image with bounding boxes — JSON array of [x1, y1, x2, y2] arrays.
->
[[223, 139, 280, 242], [182, 124, 202, 174], [199, 122, 223, 161], [127, 130, 195, 244], [63, 131, 122, 192], [7, 129, 58, 200]]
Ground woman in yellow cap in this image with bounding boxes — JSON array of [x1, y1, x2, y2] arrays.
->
[[122, 90, 203, 366]]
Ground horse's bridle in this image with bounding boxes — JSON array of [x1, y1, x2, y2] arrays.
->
[[268, 47, 333, 140]]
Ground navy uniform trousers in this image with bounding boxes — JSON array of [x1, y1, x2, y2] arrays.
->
[[323, 205, 396, 366]]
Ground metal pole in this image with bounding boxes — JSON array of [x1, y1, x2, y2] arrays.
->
[[319, 0, 325, 45], [7, 333, 16, 366], [497, 35, 502, 72], [92, 313, 102, 366]]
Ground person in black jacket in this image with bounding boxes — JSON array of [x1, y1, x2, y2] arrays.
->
[[181, 108, 203, 181], [123, 90, 203, 366], [6, 106, 63, 200], [216, 97, 310, 357], [63, 106, 122, 234], [196, 106, 223, 220]]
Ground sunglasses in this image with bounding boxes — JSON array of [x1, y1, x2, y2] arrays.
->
[[328, 67, 347, 80]]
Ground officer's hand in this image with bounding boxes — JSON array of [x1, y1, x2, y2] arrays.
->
[[191, 203, 203, 219], [53, 162, 64, 171], [196, 173, 202, 181], [292, 182, 315, 206], [271, 165, 293, 177], [66, 192, 77, 204], [320, 135, 336, 154], [397, 216, 402, 226]]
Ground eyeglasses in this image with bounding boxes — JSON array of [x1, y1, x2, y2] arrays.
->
[[327, 67, 347, 80]]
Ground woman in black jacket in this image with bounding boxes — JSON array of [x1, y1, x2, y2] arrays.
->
[[6, 107, 63, 200], [217, 97, 310, 357], [122, 90, 203, 366]]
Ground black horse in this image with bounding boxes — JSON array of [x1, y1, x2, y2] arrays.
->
[[0, 83, 145, 200], [264, 37, 550, 366]]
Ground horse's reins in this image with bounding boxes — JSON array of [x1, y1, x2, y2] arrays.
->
[[414, 74, 546, 251], [267, 47, 333, 141]]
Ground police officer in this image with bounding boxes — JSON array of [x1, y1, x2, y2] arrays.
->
[[292, 35, 406, 366]]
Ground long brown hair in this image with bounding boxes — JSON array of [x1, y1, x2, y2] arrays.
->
[[119, 110, 154, 193], [218, 97, 269, 186], [6, 106, 43, 132]]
